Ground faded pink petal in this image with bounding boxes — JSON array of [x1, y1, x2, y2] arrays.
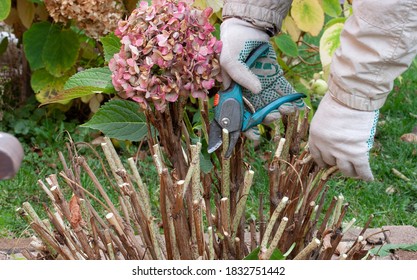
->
[[192, 90, 206, 99], [202, 79, 215, 89], [156, 33, 169, 47]]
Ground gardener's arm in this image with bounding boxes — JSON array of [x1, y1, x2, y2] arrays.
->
[[220, 0, 293, 93], [222, 0, 292, 37], [220, 0, 304, 141], [309, 0, 417, 181]]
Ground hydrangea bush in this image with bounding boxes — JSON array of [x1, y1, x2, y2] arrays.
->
[[109, 0, 222, 112]]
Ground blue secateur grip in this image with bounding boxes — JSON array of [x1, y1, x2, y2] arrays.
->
[[207, 43, 306, 158]]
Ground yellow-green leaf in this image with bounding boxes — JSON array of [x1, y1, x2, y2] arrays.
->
[[193, 0, 223, 13], [206, 0, 223, 12], [291, 0, 324, 36], [319, 22, 344, 78], [31, 68, 71, 104], [282, 16, 301, 42], [322, 0, 342, 17], [0, 0, 11, 21], [40, 86, 107, 106]]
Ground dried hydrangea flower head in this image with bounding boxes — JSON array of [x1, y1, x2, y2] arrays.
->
[[44, 0, 125, 39], [109, 0, 222, 112]]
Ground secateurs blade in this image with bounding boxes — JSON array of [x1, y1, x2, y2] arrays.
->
[[208, 43, 306, 158]]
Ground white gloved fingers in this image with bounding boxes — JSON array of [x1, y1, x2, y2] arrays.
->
[[277, 102, 296, 115], [308, 93, 377, 181], [321, 150, 337, 167], [353, 160, 374, 181], [308, 142, 328, 168], [243, 126, 261, 141], [336, 158, 374, 181], [336, 159, 357, 178], [220, 18, 270, 94], [262, 110, 281, 125], [220, 55, 262, 93], [293, 98, 306, 110], [221, 69, 233, 90]]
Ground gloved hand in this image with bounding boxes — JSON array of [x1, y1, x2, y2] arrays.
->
[[308, 94, 379, 181], [220, 18, 305, 139], [0, 132, 24, 180]]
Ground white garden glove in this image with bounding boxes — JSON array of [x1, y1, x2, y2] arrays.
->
[[308, 94, 379, 181], [0, 132, 24, 180], [220, 18, 305, 140]]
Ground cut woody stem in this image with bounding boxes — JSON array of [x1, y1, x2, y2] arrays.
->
[[18, 99, 372, 260]]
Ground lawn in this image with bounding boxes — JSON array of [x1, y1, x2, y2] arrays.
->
[[0, 63, 416, 238]]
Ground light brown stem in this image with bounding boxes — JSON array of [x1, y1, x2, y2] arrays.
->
[[78, 157, 124, 227], [293, 238, 321, 260], [208, 226, 215, 260], [221, 128, 231, 222], [232, 169, 254, 235], [249, 219, 257, 251], [193, 199, 205, 257], [128, 157, 151, 217], [104, 137, 124, 170], [50, 185, 71, 222], [261, 197, 288, 249], [159, 170, 175, 260], [171, 179, 192, 259], [259, 217, 289, 260], [101, 142, 124, 186]]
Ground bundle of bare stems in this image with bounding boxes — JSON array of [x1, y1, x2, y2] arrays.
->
[[17, 108, 374, 260]]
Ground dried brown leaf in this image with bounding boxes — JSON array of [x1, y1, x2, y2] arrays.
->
[[400, 133, 417, 143], [322, 233, 333, 250], [69, 195, 82, 229]]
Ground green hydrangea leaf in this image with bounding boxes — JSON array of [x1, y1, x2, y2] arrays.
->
[[244, 247, 286, 260], [23, 21, 55, 70], [64, 67, 114, 93], [370, 243, 417, 257], [0, 37, 8, 56], [82, 99, 148, 142], [100, 33, 121, 62], [274, 33, 299, 57], [42, 27, 80, 77]]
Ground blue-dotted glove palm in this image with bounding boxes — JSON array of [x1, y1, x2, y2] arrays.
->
[[308, 94, 379, 181], [220, 18, 305, 140]]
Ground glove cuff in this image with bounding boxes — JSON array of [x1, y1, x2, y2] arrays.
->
[[222, 0, 292, 36], [327, 76, 387, 111]]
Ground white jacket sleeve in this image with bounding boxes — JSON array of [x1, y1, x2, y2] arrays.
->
[[222, 0, 293, 35], [329, 0, 417, 111]]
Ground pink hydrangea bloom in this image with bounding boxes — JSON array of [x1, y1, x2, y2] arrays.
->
[[109, 0, 222, 112]]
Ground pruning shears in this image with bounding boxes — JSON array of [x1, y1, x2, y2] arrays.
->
[[208, 43, 306, 158]]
